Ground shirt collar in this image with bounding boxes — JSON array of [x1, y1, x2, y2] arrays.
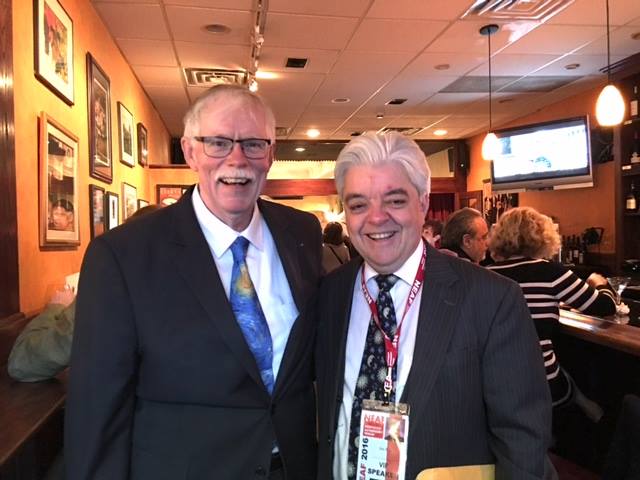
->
[[192, 185, 265, 258], [363, 239, 425, 288]]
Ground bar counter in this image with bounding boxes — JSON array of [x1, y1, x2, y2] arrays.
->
[[559, 298, 640, 357]]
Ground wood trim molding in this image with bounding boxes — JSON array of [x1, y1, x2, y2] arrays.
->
[[0, 0, 19, 317]]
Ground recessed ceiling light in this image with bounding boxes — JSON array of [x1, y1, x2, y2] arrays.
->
[[295, 147, 306, 152], [631, 31, 640, 40], [376, 113, 384, 119], [204, 24, 231, 34], [434, 64, 450, 71], [564, 63, 581, 70], [433, 129, 447, 136], [331, 97, 350, 103], [255, 71, 278, 79], [306, 128, 320, 138]]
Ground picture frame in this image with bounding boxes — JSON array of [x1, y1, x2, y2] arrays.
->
[[87, 53, 112, 183], [118, 102, 135, 167], [122, 182, 137, 221], [39, 112, 80, 247], [156, 184, 189, 206], [34, 0, 74, 105], [137, 123, 148, 166], [459, 190, 483, 210], [89, 184, 106, 239], [105, 191, 119, 230], [137, 199, 149, 209]]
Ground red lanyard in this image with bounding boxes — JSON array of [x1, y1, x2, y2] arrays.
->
[[360, 241, 426, 400]]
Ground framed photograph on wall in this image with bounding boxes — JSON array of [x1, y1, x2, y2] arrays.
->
[[459, 190, 483, 210], [39, 112, 80, 247], [118, 102, 135, 167], [137, 199, 149, 209], [156, 184, 188, 206], [122, 182, 137, 221], [89, 184, 105, 239], [34, 0, 74, 105], [87, 53, 112, 183], [137, 123, 148, 166], [105, 191, 119, 230]]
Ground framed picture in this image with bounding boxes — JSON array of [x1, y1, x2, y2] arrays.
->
[[122, 182, 137, 221], [137, 199, 149, 209], [89, 184, 105, 239], [39, 112, 79, 247], [34, 0, 74, 105], [459, 190, 483, 210], [118, 102, 135, 167], [156, 184, 188, 206], [106, 191, 119, 230], [137, 123, 148, 166], [87, 53, 112, 183], [483, 191, 519, 226]]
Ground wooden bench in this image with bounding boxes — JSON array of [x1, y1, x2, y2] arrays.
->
[[0, 312, 67, 480]]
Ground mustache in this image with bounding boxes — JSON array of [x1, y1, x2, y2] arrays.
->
[[215, 169, 257, 182]]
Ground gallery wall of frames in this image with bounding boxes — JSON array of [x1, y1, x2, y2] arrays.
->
[[13, 0, 172, 313]]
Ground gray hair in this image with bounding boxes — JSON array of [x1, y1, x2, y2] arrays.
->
[[441, 207, 484, 250], [334, 131, 431, 199], [182, 84, 276, 140]]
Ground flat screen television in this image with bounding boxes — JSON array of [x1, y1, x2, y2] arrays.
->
[[490, 116, 593, 191]]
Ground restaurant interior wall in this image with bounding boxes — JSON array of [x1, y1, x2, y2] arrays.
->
[[12, 0, 171, 314], [466, 86, 616, 255]]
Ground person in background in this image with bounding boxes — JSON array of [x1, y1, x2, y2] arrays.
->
[[65, 85, 323, 480], [322, 222, 350, 273], [7, 205, 163, 383], [422, 218, 442, 248], [440, 207, 489, 264], [315, 131, 554, 480], [50, 198, 74, 231], [487, 206, 616, 422]]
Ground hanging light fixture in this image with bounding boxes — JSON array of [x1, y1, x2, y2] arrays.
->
[[480, 24, 500, 161], [595, 0, 625, 126]]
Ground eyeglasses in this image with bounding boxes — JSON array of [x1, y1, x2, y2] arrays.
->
[[193, 136, 271, 159]]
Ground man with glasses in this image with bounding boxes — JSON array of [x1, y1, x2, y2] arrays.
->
[[66, 85, 323, 480]]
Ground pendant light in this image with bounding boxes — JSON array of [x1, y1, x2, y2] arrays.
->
[[480, 24, 500, 161], [595, 0, 625, 126]]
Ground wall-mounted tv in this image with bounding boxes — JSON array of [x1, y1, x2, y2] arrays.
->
[[490, 116, 593, 192]]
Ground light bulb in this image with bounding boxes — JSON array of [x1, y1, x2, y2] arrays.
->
[[596, 84, 625, 126], [482, 132, 500, 161], [249, 79, 259, 92]]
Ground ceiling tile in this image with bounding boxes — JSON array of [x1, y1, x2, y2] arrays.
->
[[346, 19, 449, 53], [574, 26, 640, 55], [259, 47, 340, 73], [116, 38, 177, 66], [162, 0, 253, 9], [132, 65, 184, 87], [166, 6, 252, 44], [547, 0, 640, 26], [536, 53, 626, 76], [367, 0, 470, 20], [502, 24, 603, 55], [93, 2, 169, 40], [268, 0, 371, 17], [265, 13, 359, 50], [174, 42, 250, 70], [469, 54, 563, 76], [403, 52, 486, 77], [426, 20, 537, 54]]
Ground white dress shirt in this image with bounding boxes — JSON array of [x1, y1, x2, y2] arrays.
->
[[334, 240, 425, 480], [191, 187, 298, 382]]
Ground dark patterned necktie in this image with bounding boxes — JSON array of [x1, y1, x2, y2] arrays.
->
[[229, 236, 274, 394], [347, 274, 399, 480]]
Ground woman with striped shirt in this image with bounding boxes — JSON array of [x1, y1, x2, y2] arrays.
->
[[487, 207, 616, 417]]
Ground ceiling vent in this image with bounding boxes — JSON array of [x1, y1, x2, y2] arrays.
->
[[378, 127, 424, 136], [286, 58, 308, 69], [440, 75, 580, 93], [184, 68, 247, 87], [275, 126, 291, 137], [461, 0, 575, 21], [386, 98, 408, 105]]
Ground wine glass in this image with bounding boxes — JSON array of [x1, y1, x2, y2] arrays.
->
[[607, 276, 631, 305]]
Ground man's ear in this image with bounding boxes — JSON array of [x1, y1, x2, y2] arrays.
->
[[462, 233, 472, 249], [181, 137, 197, 171], [420, 193, 429, 213]]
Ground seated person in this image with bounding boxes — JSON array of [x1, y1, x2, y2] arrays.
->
[[7, 204, 163, 382], [422, 219, 442, 248], [487, 206, 616, 421], [322, 221, 350, 273], [440, 207, 489, 264]]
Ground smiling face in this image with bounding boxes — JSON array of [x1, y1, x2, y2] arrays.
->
[[181, 97, 273, 231], [342, 163, 428, 274]]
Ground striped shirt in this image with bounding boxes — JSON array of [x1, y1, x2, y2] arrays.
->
[[488, 257, 616, 406]]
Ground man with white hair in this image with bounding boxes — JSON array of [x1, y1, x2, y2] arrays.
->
[[66, 85, 323, 479]]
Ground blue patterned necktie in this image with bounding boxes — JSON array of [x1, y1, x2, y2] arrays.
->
[[347, 274, 399, 480], [229, 236, 274, 395]]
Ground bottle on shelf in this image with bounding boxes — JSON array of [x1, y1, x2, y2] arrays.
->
[[631, 85, 639, 119], [631, 130, 640, 164], [626, 181, 638, 212], [572, 235, 580, 262]]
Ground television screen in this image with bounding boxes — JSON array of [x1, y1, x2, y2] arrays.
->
[[490, 116, 593, 191]]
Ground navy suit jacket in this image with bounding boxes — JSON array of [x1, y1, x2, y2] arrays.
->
[[65, 188, 323, 479], [316, 245, 553, 480]]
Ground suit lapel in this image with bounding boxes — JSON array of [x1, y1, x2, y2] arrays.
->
[[166, 189, 267, 394], [400, 247, 463, 421]]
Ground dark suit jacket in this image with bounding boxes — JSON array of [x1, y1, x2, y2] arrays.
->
[[316, 245, 553, 480], [65, 188, 323, 479]]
